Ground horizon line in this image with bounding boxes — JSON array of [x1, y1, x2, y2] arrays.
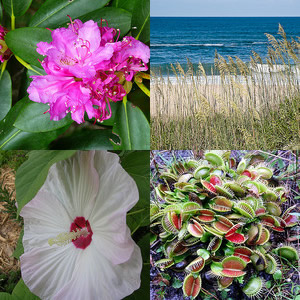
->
[[151, 16, 300, 18]]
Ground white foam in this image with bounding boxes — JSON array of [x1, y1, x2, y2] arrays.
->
[[150, 43, 224, 47]]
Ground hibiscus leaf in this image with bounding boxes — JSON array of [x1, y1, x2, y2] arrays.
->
[[50, 128, 118, 149], [12, 279, 40, 300], [14, 102, 73, 133], [122, 151, 150, 232], [5, 28, 51, 68], [111, 0, 136, 13], [75, 7, 132, 37], [0, 70, 12, 121], [16, 150, 77, 214], [112, 99, 150, 150], [0, 97, 68, 150], [13, 228, 24, 259], [2, 0, 32, 17], [29, 0, 110, 28], [131, 0, 150, 43]]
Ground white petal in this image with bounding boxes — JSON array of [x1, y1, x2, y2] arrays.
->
[[53, 243, 142, 300], [45, 151, 99, 219], [20, 190, 71, 251], [92, 222, 134, 264], [90, 151, 139, 227], [20, 245, 80, 300]]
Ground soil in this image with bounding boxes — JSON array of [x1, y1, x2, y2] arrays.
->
[[0, 167, 22, 274], [150, 150, 300, 300]]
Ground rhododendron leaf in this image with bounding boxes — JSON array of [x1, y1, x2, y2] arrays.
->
[[14, 102, 73, 132], [131, 0, 150, 43], [112, 100, 150, 150], [78, 7, 132, 38], [0, 2, 2, 22], [16, 150, 76, 214], [0, 97, 67, 150], [50, 129, 117, 150], [112, 0, 136, 12], [0, 70, 12, 121], [29, 0, 109, 28], [5, 28, 51, 68], [2, 0, 32, 17], [183, 274, 201, 298]]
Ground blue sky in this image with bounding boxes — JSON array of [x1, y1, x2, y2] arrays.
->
[[151, 0, 300, 17]]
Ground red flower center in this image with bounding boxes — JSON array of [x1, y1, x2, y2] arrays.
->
[[70, 216, 93, 249]]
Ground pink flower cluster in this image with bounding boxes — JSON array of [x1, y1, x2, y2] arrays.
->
[[0, 25, 12, 63], [27, 18, 150, 124]]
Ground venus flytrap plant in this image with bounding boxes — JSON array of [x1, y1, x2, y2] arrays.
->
[[151, 151, 299, 299]]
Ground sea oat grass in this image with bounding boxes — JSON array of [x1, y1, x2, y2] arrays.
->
[[151, 26, 300, 149]]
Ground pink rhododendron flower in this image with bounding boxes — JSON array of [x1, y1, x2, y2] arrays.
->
[[27, 18, 150, 124], [20, 151, 142, 300], [0, 25, 12, 63]]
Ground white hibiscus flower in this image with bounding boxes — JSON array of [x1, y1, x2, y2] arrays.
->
[[20, 151, 142, 300]]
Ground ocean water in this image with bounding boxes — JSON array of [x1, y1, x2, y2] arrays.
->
[[151, 17, 300, 75]]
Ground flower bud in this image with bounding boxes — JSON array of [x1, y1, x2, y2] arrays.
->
[[0, 25, 12, 63]]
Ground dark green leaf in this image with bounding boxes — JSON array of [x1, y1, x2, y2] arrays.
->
[[0, 293, 11, 300], [0, 70, 12, 121], [14, 102, 73, 132], [172, 278, 183, 289], [111, 0, 136, 13], [131, 0, 149, 43], [78, 7, 132, 37], [16, 150, 76, 214], [122, 151, 149, 232], [12, 279, 40, 300], [29, 0, 110, 28], [273, 269, 282, 281], [51, 128, 118, 150], [5, 28, 51, 68], [13, 229, 24, 259], [0, 2, 3, 22], [121, 151, 149, 203], [112, 100, 150, 150], [2, 0, 32, 17], [0, 97, 68, 150], [127, 87, 150, 122]]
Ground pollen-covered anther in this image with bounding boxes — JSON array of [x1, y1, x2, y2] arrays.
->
[[48, 228, 88, 246]]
